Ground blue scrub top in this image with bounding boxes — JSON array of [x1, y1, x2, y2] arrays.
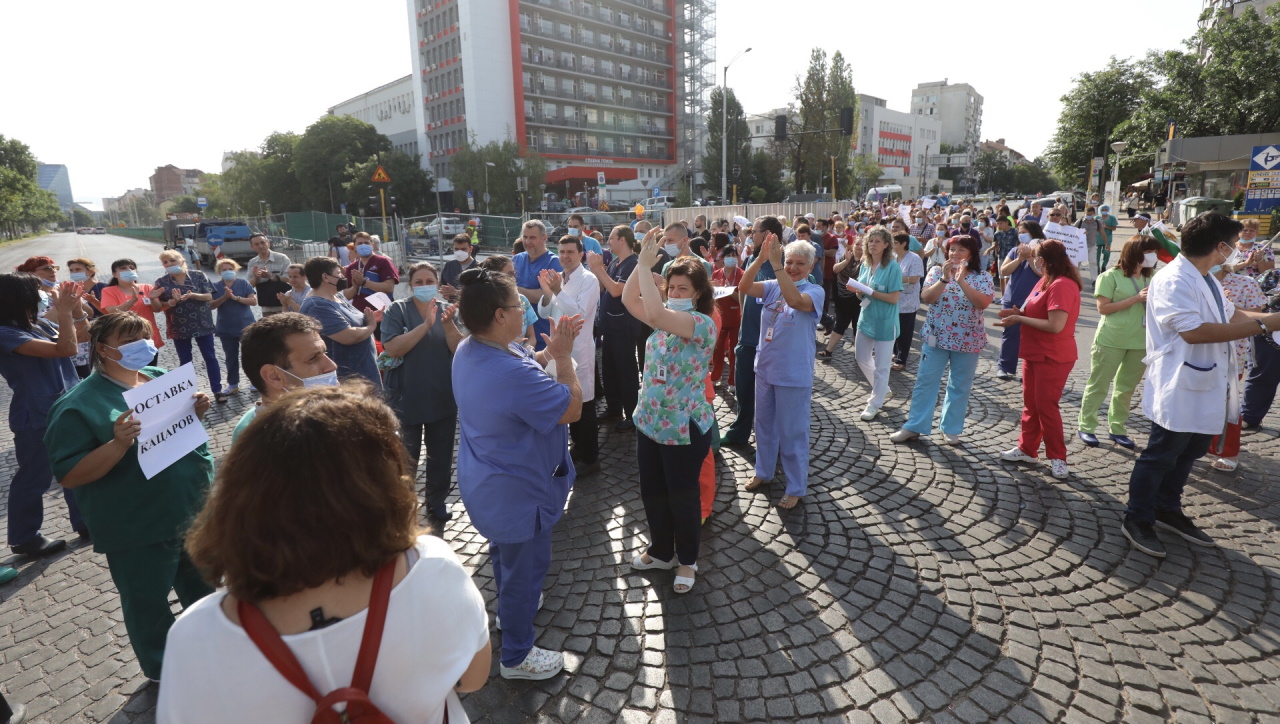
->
[[514, 250, 563, 351], [298, 296, 382, 389], [452, 336, 573, 544], [1002, 248, 1040, 306], [212, 278, 256, 337], [0, 321, 79, 431], [738, 256, 777, 349], [755, 280, 824, 387]]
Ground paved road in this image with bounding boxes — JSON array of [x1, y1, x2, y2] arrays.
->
[[1, 231, 1279, 723]]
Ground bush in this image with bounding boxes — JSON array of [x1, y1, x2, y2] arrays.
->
[[1234, 191, 1245, 210]]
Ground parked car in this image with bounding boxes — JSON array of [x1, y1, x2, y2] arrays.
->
[[409, 216, 467, 241]]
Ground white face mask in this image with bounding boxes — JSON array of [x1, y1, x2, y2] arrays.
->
[[454, 249, 470, 262], [1142, 252, 1158, 268]]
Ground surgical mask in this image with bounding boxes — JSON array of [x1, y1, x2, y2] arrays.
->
[[666, 297, 695, 312], [1143, 252, 1158, 268], [568, 227, 581, 237], [69, 271, 88, 283], [38, 291, 51, 313], [283, 368, 339, 389], [454, 249, 470, 262], [39, 277, 55, 287], [1209, 264, 1223, 276], [1018, 233, 1032, 244], [413, 285, 438, 302], [220, 270, 237, 282], [105, 338, 158, 371], [664, 243, 680, 256], [723, 257, 738, 268], [356, 243, 373, 257], [165, 265, 184, 276], [119, 270, 139, 283]]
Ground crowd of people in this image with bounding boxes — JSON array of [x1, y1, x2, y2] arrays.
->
[[0, 199, 1278, 720]]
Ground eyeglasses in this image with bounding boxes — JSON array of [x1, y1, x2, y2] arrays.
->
[[39, 265, 60, 272]]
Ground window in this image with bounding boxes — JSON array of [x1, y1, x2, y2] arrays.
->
[[582, 56, 596, 73]]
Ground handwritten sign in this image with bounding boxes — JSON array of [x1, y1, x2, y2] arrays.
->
[[898, 205, 912, 224], [1042, 222, 1088, 266], [363, 292, 393, 310], [713, 286, 738, 300], [121, 363, 209, 479], [922, 199, 936, 209]]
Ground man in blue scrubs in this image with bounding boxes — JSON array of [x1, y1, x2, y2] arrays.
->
[[723, 216, 779, 447], [513, 220, 563, 351]]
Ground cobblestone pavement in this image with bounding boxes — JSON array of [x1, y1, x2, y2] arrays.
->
[[1, 232, 1279, 723]]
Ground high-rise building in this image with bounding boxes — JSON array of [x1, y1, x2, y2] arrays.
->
[[37, 164, 74, 210], [150, 165, 204, 203], [407, 0, 714, 202], [329, 76, 423, 160], [853, 94, 943, 195], [910, 80, 983, 152], [1200, 0, 1280, 29]]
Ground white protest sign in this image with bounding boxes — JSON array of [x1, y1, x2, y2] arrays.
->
[[922, 198, 936, 209], [363, 292, 393, 310], [1042, 222, 1088, 266], [713, 286, 737, 300], [898, 205, 912, 224], [121, 363, 209, 479]]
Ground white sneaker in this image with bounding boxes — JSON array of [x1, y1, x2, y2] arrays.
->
[[1049, 459, 1069, 479], [860, 406, 880, 421], [889, 429, 918, 444], [499, 646, 564, 681], [943, 433, 962, 446], [884, 388, 895, 400], [495, 592, 545, 631], [222, 384, 239, 395], [1000, 447, 1037, 464]]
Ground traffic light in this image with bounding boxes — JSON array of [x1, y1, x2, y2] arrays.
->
[[774, 115, 787, 142], [1077, 165, 1088, 177], [840, 107, 854, 136], [389, 196, 398, 215], [368, 196, 377, 213]]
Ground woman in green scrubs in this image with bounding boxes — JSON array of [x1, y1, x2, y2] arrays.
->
[[44, 312, 215, 682]]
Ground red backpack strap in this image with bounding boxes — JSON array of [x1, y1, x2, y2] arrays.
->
[[238, 599, 324, 703], [349, 557, 397, 692]]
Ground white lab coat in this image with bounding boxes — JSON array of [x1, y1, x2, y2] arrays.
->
[[1141, 254, 1239, 435], [537, 264, 600, 402]]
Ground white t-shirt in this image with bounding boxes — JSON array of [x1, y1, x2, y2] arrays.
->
[[157, 535, 489, 724]]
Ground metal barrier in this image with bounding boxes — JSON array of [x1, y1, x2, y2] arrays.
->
[[661, 202, 858, 228]]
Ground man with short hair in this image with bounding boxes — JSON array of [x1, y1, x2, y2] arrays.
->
[[343, 231, 400, 313], [233, 313, 338, 442], [660, 222, 712, 278], [276, 263, 311, 312], [537, 235, 601, 475], [723, 215, 779, 447], [587, 227, 642, 432], [1122, 213, 1280, 557], [440, 233, 478, 300], [514, 219, 564, 350], [246, 234, 293, 317], [566, 214, 604, 255], [328, 224, 351, 266]]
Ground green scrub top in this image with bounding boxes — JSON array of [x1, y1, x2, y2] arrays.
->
[[44, 367, 214, 554], [1092, 267, 1149, 350]]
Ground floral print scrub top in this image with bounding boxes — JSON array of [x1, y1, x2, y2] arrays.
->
[[920, 266, 994, 354], [634, 311, 716, 445], [1220, 272, 1266, 373], [154, 272, 215, 340]]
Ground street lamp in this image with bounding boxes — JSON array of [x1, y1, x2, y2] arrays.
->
[[1109, 141, 1128, 210], [722, 47, 752, 201], [484, 162, 496, 215]]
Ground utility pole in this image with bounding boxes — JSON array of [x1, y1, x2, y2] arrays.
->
[[721, 48, 752, 201]]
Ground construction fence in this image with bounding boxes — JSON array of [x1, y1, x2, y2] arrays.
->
[[660, 202, 859, 229]]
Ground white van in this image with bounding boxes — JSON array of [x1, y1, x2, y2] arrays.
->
[[646, 195, 680, 209], [865, 185, 904, 203]]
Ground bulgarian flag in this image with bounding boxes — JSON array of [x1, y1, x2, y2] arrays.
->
[[1150, 221, 1180, 263]]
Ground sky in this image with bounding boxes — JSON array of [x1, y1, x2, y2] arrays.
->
[[1, 0, 1202, 205]]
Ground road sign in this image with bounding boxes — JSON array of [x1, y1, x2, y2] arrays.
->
[[370, 165, 392, 184], [1245, 145, 1280, 213], [465, 190, 474, 198], [927, 154, 969, 168], [196, 197, 208, 208], [652, 187, 661, 197], [483, 192, 491, 203], [340, 203, 347, 215], [206, 234, 224, 246], [597, 171, 607, 185]]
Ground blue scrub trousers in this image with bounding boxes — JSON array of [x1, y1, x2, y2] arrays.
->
[[998, 301, 1021, 375], [753, 380, 812, 498], [725, 344, 757, 444], [491, 527, 553, 668], [174, 334, 223, 393], [9, 428, 83, 546], [1242, 338, 1279, 427], [904, 345, 980, 436], [1125, 422, 1212, 524]]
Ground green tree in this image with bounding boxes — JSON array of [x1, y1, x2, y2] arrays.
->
[[746, 149, 786, 203], [448, 137, 547, 215], [345, 151, 435, 217], [0, 136, 40, 181], [848, 154, 883, 199], [71, 207, 95, 227], [973, 149, 1008, 192], [824, 51, 858, 199], [0, 136, 65, 236], [701, 87, 751, 198], [1010, 160, 1057, 195], [1044, 57, 1148, 189], [168, 196, 200, 214], [293, 116, 390, 212], [789, 48, 829, 194], [937, 143, 966, 186]]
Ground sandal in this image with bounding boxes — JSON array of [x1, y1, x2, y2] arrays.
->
[[778, 495, 801, 510], [631, 552, 678, 571], [1211, 458, 1238, 472], [744, 476, 770, 491], [816, 349, 833, 360], [673, 563, 698, 594]]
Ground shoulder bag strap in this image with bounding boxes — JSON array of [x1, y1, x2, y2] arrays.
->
[[238, 600, 324, 703], [350, 558, 397, 692]]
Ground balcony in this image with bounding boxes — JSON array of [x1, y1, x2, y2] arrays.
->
[[523, 82, 670, 114], [522, 21, 670, 67], [521, 0, 671, 43], [522, 50, 671, 92], [524, 112, 674, 139]]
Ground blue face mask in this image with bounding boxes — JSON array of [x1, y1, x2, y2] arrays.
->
[[284, 368, 338, 388], [413, 285, 438, 302], [666, 297, 695, 312], [105, 338, 158, 371], [356, 244, 373, 257], [1209, 264, 1223, 276], [119, 270, 139, 282], [1017, 233, 1032, 244], [38, 291, 51, 313], [39, 277, 55, 288], [220, 270, 237, 282], [69, 271, 88, 283], [165, 265, 185, 276], [568, 227, 581, 237]]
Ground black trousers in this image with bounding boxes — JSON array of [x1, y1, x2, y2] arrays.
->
[[636, 423, 711, 566], [569, 397, 599, 464], [893, 310, 918, 365], [601, 330, 640, 419], [401, 416, 457, 517]]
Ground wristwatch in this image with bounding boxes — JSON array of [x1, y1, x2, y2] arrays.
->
[[1258, 318, 1270, 334]]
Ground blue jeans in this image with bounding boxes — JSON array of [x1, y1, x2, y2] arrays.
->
[[1242, 337, 1279, 426], [904, 345, 980, 436], [9, 428, 84, 546], [725, 344, 757, 443], [1125, 421, 1212, 524], [175, 334, 222, 392], [217, 335, 240, 388], [490, 527, 553, 667], [998, 301, 1021, 375]]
